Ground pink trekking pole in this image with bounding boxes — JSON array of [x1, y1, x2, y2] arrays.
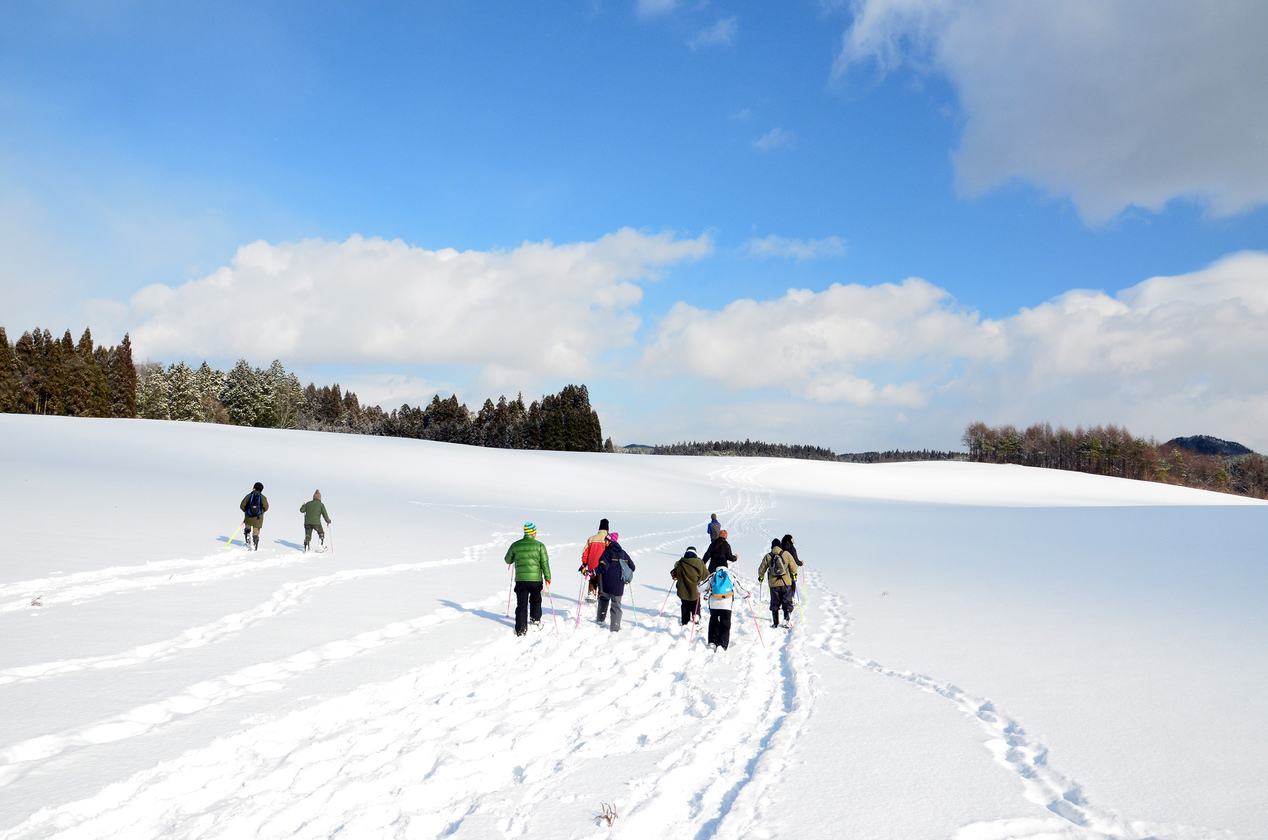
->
[[575, 577, 586, 628], [658, 587, 672, 617]]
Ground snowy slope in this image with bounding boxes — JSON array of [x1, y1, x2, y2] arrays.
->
[[1, 414, 1265, 840]]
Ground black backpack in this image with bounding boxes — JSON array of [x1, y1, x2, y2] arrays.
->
[[245, 492, 263, 518]]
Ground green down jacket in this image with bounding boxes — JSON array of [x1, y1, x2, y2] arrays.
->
[[505, 536, 552, 583]]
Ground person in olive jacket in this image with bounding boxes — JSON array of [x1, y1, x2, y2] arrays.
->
[[505, 522, 552, 636], [299, 490, 332, 552], [672, 546, 708, 626], [594, 532, 635, 632], [758, 539, 796, 628], [239, 482, 269, 551]]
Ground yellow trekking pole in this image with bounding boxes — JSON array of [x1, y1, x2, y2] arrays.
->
[[223, 521, 244, 548]]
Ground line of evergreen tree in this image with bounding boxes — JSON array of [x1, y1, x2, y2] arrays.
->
[[0, 327, 136, 418], [643, 439, 965, 463], [962, 421, 1268, 499]]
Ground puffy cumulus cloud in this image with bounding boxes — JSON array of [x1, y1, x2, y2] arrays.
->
[[836, 0, 1268, 222], [644, 251, 1268, 449], [642, 278, 1004, 407], [745, 235, 847, 260], [129, 229, 710, 384]]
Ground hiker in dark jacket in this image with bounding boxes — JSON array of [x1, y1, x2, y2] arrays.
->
[[595, 533, 634, 632], [702, 530, 736, 572], [758, 539, 796, 628], [781, 534, 803, 595], [505, 522, 552, 636], [299, 490, 332, 552], [672, 546, 708, 626], [239, 482, 269, 551]]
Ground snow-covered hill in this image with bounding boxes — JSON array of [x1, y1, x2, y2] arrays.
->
[[1, 414, 1265, 839]]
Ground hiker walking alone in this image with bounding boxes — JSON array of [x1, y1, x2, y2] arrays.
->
[[702, 529, 737, 572], [299, 490, 332, 552], [505, 522, 552, 637], [707, 514, 721, 542], [671, 545, 708, 626], [579, 518, 609, 602], [758, 539, 796, 628], [239, 482, 268, 551], [595, 532, 635, 632]]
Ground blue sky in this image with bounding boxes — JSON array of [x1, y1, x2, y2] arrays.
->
[[3, 1, 1267, 450]]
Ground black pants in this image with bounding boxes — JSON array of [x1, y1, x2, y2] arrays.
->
[[680, 598, 700, 626], [707, 610, 732, 649], [769, 585, 794, 624], [514, 581, 543, 636], [304, 523, 325, 546]]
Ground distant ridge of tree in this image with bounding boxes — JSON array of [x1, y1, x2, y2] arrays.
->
[[1165, 435, 1254, 458], [0, 324, 605, 453], [634, 439, 966, 464], [963, 421, 1268, 500]]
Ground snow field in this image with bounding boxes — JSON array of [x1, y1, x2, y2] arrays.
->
[[1, 415, 1265, 839]]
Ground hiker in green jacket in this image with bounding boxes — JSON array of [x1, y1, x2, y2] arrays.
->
[[505, 522, 552, 636], [672, 546, 708, 626], [299, 490, 332, 552]]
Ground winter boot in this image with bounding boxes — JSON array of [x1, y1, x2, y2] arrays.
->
[[253, 534, 260, 551]]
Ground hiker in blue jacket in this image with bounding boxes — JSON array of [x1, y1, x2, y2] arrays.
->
[[595, 532, 635, 633]]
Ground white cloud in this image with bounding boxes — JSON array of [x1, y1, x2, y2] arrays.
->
[[128, 228, 711, 387], [752, 128, 795, 152], [642, 251, 1268, 447], [642, 278, 1003, 406], [836, 0, 1268, 222], [745, 235, 847, 260], [636, 0, 677, 19], [689, 17, 738, 49]]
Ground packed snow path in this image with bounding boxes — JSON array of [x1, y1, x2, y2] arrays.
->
[[2, 416, 1265, 839]]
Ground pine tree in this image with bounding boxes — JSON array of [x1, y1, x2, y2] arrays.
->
[[80, 329, 111, 417], [167, 362, 202, 421], [194, 361, 229, 423], [108, 334, 138, 418], [136, 362, 171, 420], [221, 359, 266, 426], [0, 327, 17, 413], [262, 360, 304, 429]]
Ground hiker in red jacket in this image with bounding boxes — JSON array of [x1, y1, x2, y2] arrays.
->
[[579, 518, 609, 602]]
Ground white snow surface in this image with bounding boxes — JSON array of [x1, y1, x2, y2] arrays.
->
[[1, 414, 1265, 840]]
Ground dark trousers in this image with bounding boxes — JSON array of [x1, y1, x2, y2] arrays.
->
[[707, 610, 732, 649], [769, 585, 794, 624], [680, 598, 700, 626], [514, 581, 543, 636], [304, 523, 325, 546]]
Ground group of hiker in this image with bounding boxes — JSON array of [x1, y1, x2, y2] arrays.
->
[[237, 482, 332, 553], [502, 512, 803, 649]]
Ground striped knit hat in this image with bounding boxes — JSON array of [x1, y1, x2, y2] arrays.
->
[[524, 522, 536, 535]]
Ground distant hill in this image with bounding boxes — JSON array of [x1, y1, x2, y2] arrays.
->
[[1165, 435, 1255, 457]]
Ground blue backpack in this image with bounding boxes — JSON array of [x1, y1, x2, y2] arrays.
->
[[245, 492, 263, 518], [711, 568, 734, 597], [618, 557, 634, 583]]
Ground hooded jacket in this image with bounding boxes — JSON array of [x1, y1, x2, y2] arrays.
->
[[595, 540, 634, 597], [673, 550, 708, 600], [702, 537, 735, 573]]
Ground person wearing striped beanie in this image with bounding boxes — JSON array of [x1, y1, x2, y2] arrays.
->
[[504, 521, 552, 636]]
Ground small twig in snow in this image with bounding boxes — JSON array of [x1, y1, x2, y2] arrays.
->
[[597, 803, 618, 826]]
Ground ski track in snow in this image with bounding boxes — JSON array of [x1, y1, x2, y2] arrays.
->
[[0, 539, 507, 687]]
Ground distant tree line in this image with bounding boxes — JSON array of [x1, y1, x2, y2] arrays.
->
[[0, 327, 137, 418], [1, 325, 605, 453], [962, 421, 1268, 499], [640, 439, 965, 463]]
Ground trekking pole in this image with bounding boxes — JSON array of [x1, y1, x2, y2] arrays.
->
[[744, 593, 766, 649], [505, 566, 515, 617], [327, 523, 334, 556], [658, 588, 672, 617], [797, 581, 806, 627], [629, 584, 637, 628], [546, 583, 560, 636], [223, 521, 244, 548], [575, 577, 586, 629], [689, 604, 698, 644]]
